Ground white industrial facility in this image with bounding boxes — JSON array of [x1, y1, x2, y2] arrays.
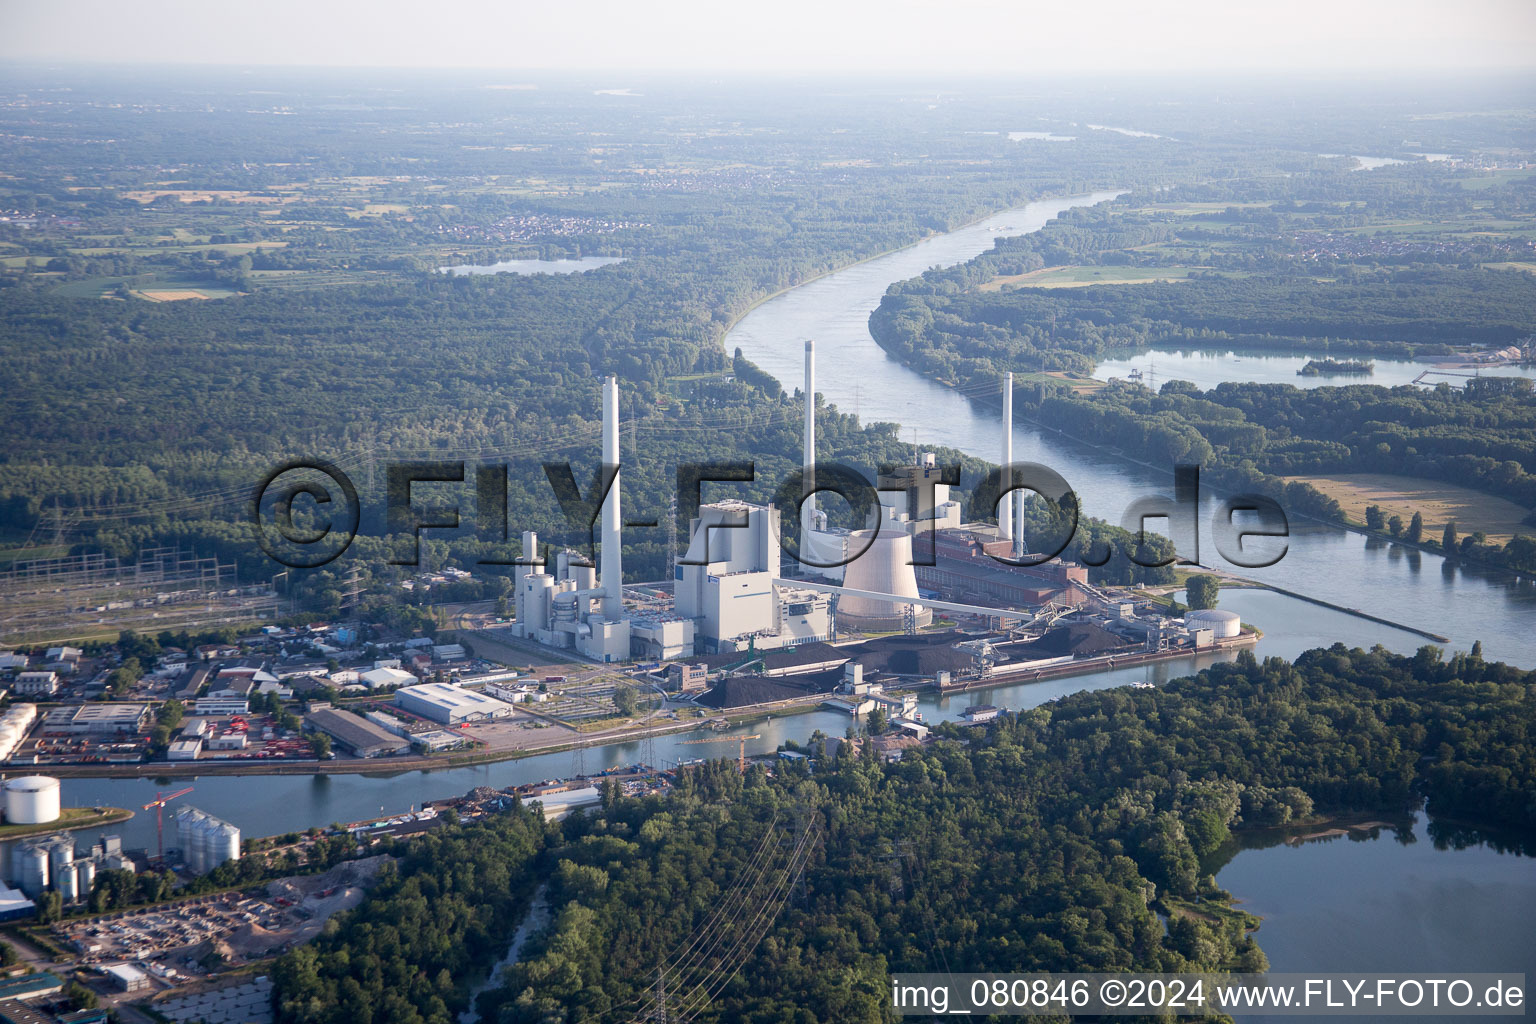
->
[[175, 806, 242, 875], [0, 705, 37, 763], [507, 376, 633, 661], [1183, 608, 1242, 639], [3, 775, 60, 825], [394, 682, 516, 725], [9, 831, 128, 901], [675, 499, 831, 654]]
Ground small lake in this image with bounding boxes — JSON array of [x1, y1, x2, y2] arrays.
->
[[1008, 131, 1076, 142], [437, 256, 625, 276], [1215, 815, 1536, 1021], [1093, 347, 1536, 391]]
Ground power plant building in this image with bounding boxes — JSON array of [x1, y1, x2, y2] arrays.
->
[[675, 500, 831, 653], [508, 376, 632, 662]]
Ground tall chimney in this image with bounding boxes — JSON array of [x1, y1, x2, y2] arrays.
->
[[802, 340, 817, 537], [999, 372, 1013, 544], [601, 376, 623, 620]]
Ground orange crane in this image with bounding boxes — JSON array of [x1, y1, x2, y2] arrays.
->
[[143, 786, 194, 862], [678, 733, 761, 773]]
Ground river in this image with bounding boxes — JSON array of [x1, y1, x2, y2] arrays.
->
[[20, 193, 1532, 989], [726, 193, 1536, 667]]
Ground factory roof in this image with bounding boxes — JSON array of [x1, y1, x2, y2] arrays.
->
[[305, 707, 409, 755], [0, 973, 62, 1002], [395, 682, 514, 713]]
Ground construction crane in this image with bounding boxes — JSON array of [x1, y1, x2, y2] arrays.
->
[[142, 786, 194, 862], [678, 734, 761, 774]]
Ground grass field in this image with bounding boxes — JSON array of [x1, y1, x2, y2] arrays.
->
[[1284, 472, 1533, 544], [981, 265, 1202, 290]]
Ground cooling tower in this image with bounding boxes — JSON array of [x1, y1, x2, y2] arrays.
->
[[837, 529, 932, 632]]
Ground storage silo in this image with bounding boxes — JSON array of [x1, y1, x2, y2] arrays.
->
[[4, 776, 62, 824], [57, 862, 78, 901], [1184, 608, 1242, 639], [75, 858, 97, 897], [13, 841, 49, 898], [837, 527, 931, 632], [210, 822, 241, 869]]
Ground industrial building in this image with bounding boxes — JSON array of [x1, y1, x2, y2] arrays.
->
[[0, 704, 36, 762], [3, 776, 60, 825], [674, 499, 832, 654], [360, 666, 417, 689], [0, 883, 34, 922], [393, 683, 516, 725], [11, 832, 100, 901], [12, 672, 57, 697], [38, 704, 149, 737], [507, 376, 632, 662], [174, 806, 241, 875], [304, 707, 410, 757]]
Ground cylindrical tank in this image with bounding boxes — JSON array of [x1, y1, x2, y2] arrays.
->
[[1184, 608, 1241, 639], [838, 530, 931, 631], [570, 564, 596, 590], [47, 838, 73, 877], [5, 776, 61, 824], [521, 574, 554, 632], [211, 823, 241, 868], [57, 861, 78, 901], [75, 859, 96, 895], [13, 843, 49, 898]]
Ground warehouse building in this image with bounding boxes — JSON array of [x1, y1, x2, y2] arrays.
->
[[39, 704, 149, 737], [305, 708, 409, 758], [393, 683, 515, 725]]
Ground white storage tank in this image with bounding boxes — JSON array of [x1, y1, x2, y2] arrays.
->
[[1184, 608, 1242, 639], [75, 858, 97, 896], [57, 862, 78, 901], [210, 823, 241, 868], [4, 776, 61, 824], [13, 842, 49, 898]]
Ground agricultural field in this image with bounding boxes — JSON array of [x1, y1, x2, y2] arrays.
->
[[1283, 472, 1534, 544], [981, 264, 1205, 290]]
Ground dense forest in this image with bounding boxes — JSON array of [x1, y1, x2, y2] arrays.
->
[[1, 75, 1321, 606], [269, 643, 1536, 1023]]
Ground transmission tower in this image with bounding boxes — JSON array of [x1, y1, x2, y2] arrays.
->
[[645, 968, 670, 1024]]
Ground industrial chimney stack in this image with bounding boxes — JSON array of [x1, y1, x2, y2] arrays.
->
[[999, 372, 1013, 545], [601, 375, 623, 620], [802, 340, 817, 538]]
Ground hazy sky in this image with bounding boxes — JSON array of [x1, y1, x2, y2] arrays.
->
[[3, 0, 1535, 75]]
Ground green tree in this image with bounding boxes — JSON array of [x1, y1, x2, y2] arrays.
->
[[1406, 512, 1424, 543], [1185, 574, 1220, 610], [613, 686, 638, 717], [309, 733, 332, 759], [1442, 520, 1457, 551], [865, 706, 889, 736], [1364, 505, 1385, 531], [1387, 514, 1404, 537]]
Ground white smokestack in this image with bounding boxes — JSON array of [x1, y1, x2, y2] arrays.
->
[[802, 340, 816, 536], [601, 376, 622, 620], [999, 372, 1013, 544], [515, 530, 540, 624]]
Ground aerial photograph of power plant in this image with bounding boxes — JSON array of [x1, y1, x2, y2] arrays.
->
[[0, 1, 1533, 1021]]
